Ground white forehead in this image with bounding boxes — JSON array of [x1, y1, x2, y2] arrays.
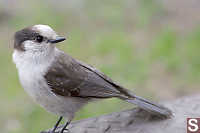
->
[[33, 25, 57, 38]]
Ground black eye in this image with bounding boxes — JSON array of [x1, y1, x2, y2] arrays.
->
[[36, 35, 43, 43]]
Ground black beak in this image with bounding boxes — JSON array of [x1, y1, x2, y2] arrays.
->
[[49, 37, 66, 44]]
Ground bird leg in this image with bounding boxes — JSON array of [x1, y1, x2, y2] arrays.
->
[[51, 116, 63, 133], [60, 120, 71, 133]]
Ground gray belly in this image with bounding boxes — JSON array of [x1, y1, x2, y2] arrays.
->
[[20, 73, 88, 118]]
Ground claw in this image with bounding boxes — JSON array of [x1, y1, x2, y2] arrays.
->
[[59, 128, 69, 133]]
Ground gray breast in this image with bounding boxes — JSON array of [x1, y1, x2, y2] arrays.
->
[[18, 62, 88, 117]]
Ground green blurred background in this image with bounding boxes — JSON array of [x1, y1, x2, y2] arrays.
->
[[0, 0, 200, 133]]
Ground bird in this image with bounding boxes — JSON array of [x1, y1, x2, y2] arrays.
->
[[13, 25, 172, 133]]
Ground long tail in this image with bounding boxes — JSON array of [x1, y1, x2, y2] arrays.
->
[[125, 95, 172, 118]]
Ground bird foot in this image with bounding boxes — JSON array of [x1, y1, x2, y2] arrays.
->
[[59, 128, 69, 133]]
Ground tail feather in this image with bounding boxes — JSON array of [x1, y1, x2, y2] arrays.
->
[[125, 95, 172, 118]]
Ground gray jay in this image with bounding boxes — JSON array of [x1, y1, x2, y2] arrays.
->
[[13, 25, 172, 133]]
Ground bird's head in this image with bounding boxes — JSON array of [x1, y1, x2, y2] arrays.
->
[[13, 25, 66, 67], [14, 24, 66, 53]]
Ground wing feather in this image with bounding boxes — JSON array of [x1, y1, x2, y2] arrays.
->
[[45, 51, 127, 99]]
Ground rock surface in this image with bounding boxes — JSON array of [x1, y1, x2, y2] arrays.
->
[[41, 95, 200, 133]]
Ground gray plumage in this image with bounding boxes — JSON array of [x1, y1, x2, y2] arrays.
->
[[45, 51, 172, 118], [13, 25, 172, 133]]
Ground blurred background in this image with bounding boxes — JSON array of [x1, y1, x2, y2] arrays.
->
[[0, 0, 200, 133]]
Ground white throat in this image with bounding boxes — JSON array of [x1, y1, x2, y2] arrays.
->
[[12, 47, 56, 72]]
